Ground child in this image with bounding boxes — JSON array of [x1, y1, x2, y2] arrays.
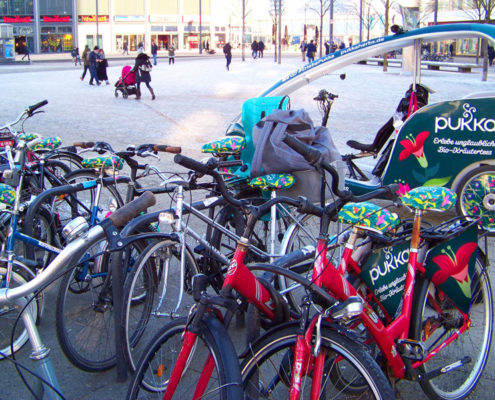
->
[[168, 46, 175, 65]]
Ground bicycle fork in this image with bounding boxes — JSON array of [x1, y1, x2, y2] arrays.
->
[[16, 297, 62, 400]]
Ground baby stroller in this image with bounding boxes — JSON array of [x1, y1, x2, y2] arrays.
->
[[114, 65, 137, 99]]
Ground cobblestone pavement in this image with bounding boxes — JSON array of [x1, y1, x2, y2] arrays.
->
[[1, 56, 494, 399]]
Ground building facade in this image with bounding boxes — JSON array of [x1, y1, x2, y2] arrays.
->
[[0, 0, 489, 56]]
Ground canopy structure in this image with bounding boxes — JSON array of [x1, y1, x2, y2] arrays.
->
[[261, 23, 495, 97]]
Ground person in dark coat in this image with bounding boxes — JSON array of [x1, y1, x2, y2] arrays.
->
[[88, 46, 100, 86], [251, 40, 258, 59], [223, 42, 232, 70], [21, 43, 30, 61], [306, 40, 317, 63], [488, 45, 495, 66], [258, 40, 265, 58], [133, 53, 155, 100], [97, 48, 109, 85], [151, 40, 158, 65], [80, 45, 90, 81]]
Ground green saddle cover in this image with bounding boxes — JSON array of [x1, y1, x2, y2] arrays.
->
[[30, 136, 62, 151], [338, 202, 400, 234], [202, 136, 245, 154], [401, 186, 456, 211], [81, 155, 124, 170], [249, 173, 295, 190], [0, 183, 16, 206]]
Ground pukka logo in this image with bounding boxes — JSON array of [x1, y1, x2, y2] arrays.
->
[[369, 248, 409, 285], [435, 103, 495, 133]]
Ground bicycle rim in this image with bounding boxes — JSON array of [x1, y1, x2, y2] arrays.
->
[[412, 254, 493, 400]]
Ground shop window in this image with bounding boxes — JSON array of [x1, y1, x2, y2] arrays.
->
[[165, 26, 177, 32], [41, 26, 56, 33]]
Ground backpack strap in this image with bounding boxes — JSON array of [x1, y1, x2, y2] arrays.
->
[[251, 121, 288, 178]]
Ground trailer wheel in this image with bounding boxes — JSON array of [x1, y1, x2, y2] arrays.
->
[[455, 165, 495, 234]]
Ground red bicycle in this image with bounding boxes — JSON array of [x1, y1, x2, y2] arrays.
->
[[126, 153, 396, 400], [257, 134, 493, 400]]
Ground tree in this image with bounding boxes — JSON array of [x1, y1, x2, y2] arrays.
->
[[268, 0, 286, 63], [230, 0, 251, 61], [374, 0, 398, 71], [464, 0, 495, 81], [351, 0, 380, 41], [309, 0, 331, 57]]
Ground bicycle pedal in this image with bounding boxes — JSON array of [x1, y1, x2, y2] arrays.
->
[[397, 339, 425, 361]]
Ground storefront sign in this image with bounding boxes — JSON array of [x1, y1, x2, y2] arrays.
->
[[114, 15, 145, 22], [79, 15, 109, 23], [42, 15, 71, 23], [149, 16, 176, 23], [3, 16, 32, 23]]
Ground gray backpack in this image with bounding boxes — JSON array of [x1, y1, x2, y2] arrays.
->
[[251, 109, 341, 178]]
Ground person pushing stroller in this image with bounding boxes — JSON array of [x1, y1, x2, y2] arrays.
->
[[132, 52, 155, 100]]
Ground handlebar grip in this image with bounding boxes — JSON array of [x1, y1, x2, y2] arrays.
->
[[27, 100, 48, 114], [154, 144, 182, 153], [108, 191, 156, 228], [282, 134, 322, 165], [73, 141, 96, 149], [174, 154, 212, 175], [296, 196, 323, 217]]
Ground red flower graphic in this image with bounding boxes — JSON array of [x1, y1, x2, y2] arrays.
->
[[399, 131, 430, 168], [431, 242, 477, 287]]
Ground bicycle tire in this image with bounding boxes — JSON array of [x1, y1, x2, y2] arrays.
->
[[241, 322, 394, 399], [126, 315, 243, 399], [55, 239, 145, 372], [121, 239, 200, 371], [410, 253, 493, 400], [278, 213, 344, 312], [0, 266, 38, 358], [51, 169, 124, 231]]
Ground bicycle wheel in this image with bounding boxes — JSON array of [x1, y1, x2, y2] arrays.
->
[[0, 265, 38, 358], [278, 213, 344, 312], [410, 253, 493, 400], [55, 239, 145, 371], [50, 169, 124, 230], [127, 315, 243, 399], [241, 322, 394, 399], [455, 165, 495, 234], [122, 239, 200, 371]]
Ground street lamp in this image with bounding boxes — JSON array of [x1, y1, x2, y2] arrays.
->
[[199, 0, 202, 54], [96, 0, 99, 47]]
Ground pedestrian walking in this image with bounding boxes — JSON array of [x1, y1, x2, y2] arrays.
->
[[88, 46, 101, 86], [324, 41, 330, 55], [122, 42, 129, 55], [306, 40, 316, 63], [205, 41, 210, 51], [137, 42, 144, 54], [258, 40, 265, 58], [251, 40, 258, 59], [300, 40, 306, 62], [133, 53, 155, 100], [168, 46, 175, 65], [488, 45, 495, 66], [80, 45, 90, 81], [97, 49, 109, 85], [21, 43, 30, 61], [223, 42, 232, 71], [151, 40, 158, 65], [71, 47, 81, 66]]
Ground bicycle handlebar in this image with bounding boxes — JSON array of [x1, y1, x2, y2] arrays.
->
[[152, 144, 181, 153], [73, 141, 96, 149], [27, 99, 48, 115], [108, 191, 156, 228], [174, 154, 245, 208]]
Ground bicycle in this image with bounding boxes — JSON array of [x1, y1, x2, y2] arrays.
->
[[275, 134, 493, 400], [126, 153, 396, 399], [0, 192, 155, 399]]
